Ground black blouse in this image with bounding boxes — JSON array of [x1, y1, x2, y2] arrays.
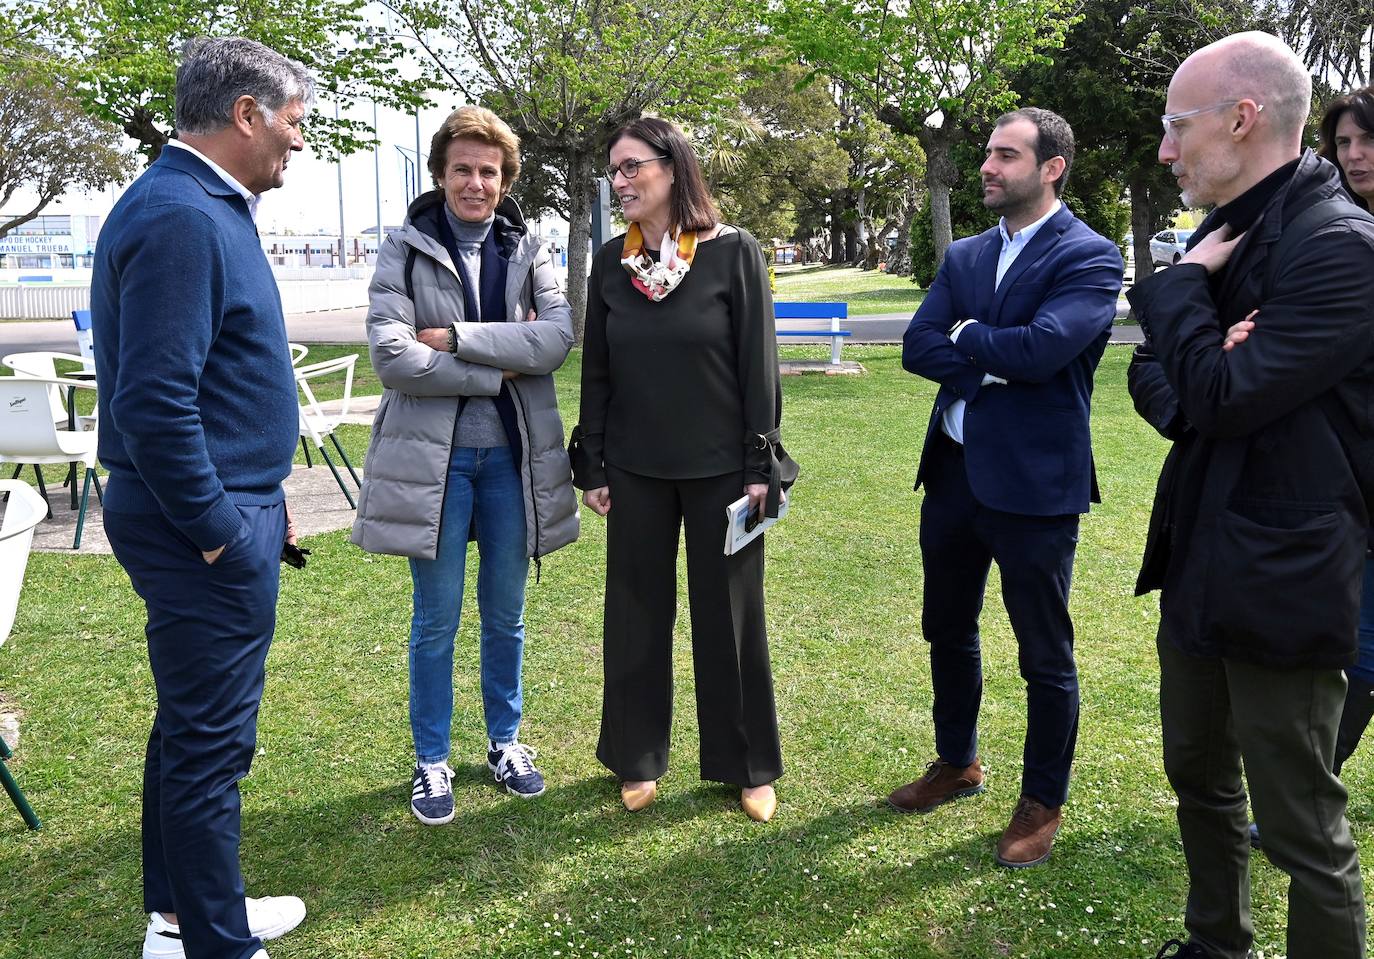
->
[[578, 228, 780, 485]]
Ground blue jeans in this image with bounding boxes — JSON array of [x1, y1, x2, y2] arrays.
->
[[408, 445, 529, 764]]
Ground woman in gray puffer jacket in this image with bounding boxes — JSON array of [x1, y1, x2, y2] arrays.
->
[[351, 106, 578, 824]]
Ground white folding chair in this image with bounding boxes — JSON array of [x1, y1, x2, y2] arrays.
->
[[0, 478, 43, 829], [0, 377, 101, 549], [295, 354, 361, 508], [0, 479, 44, 829], [1, 351, 86, 427], [0, 480, 46, 646]]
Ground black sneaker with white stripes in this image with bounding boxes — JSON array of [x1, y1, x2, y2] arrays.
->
[[410, 762, 455, 825], [487, 742, 546, 798]]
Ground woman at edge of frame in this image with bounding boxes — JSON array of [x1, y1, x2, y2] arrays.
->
[[1316, 86, 1374, 776], [572, 116, 789, 822]]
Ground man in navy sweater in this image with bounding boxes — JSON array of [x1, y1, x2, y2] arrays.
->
[[92, 38, 313, 959]]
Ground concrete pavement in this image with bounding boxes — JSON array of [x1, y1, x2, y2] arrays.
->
[[2, 301, 1143, 352]]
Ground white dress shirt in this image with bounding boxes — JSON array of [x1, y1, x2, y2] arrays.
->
[[941, 200, 1062, 443], [164, 138, 260, 221]]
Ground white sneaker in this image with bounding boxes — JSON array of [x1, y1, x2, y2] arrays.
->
[[141, 895, 305, 958]]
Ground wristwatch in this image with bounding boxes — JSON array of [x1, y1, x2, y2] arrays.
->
[[447, 325, 458, 354]]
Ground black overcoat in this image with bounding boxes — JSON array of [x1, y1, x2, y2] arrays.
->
[[1127, 150, 1374, 669]]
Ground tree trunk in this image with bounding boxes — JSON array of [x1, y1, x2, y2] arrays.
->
[[827, 192, 844, 264], [855, 186, 871, 268], [126, 107, 169, 165], [919, 129, 958, 269], [0, 196, 53, 241], [564, 151, 597, 343], [1129, 174, 1156, 283], [886, 175, 920, 276], [928, 174, 952, 269]]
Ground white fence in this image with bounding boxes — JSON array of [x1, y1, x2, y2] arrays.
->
[[0, 271, 371, 319], [0, 284, 89, 320]]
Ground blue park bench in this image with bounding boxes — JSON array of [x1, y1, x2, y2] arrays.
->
[[774, 301, 851, 366]]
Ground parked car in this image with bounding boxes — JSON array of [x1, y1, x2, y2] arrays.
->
[[1150, 228, 1195, 267]]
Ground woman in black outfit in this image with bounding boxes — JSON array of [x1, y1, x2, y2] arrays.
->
[[574, 117, 786, 821]]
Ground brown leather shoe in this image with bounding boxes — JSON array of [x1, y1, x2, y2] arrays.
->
[[887, 758, 985, 813], [995, 796, 1062, 868]]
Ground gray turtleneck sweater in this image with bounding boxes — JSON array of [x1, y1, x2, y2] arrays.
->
[[445, 206, 507, 448]]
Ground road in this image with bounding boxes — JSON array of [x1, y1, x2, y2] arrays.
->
[[1, 299, 1143, 354]]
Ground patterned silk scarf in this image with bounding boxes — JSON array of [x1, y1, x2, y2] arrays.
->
[[620, 222, 698, 301]]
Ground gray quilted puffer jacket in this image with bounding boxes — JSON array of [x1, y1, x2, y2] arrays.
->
[[351, 191, 579, 561]]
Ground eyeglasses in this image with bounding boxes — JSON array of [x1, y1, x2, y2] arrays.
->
[[1161, 101, 1263, 138], [605, 155, 670, 180]]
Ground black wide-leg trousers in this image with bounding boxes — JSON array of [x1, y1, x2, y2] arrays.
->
[[596, 464, 783, 787]]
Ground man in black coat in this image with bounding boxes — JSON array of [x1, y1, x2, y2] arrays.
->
[[1128, 31, 1374, 959]]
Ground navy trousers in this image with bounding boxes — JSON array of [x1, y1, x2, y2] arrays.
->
[[918, 433, 1081, 808], [105, 502, 285, 959]]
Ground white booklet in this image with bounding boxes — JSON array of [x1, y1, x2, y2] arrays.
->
[[723, 493, 789, 555]]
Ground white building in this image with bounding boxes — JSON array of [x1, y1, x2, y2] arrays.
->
[[0, 214, 103, 270]]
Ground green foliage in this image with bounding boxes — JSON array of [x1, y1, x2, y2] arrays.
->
[[907, 143, 1130, 288], [775, 0, 1075, 265], [909, 139, 998, 286], [775, 0, 1074, 134], [706, 61, 850, 243], [24, 0, 427, 162], [389, 0, 768, 338], [1010, 0, 1272, 271], [1064, 150, 1133, 245], [0, 57, 135, 238]]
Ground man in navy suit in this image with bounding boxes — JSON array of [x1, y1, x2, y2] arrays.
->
[[890, 108, 1124, 868], [94, 38, 313, 959]]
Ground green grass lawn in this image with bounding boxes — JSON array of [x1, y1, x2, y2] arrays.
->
[[774, 265, 926, 317], [0, 347, 1351, 958]]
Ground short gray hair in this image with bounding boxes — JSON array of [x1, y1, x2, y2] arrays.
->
[[175, 37, 315, 136]]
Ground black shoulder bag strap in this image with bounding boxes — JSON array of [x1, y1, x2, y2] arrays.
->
[[1265, 197, 1374, 513]]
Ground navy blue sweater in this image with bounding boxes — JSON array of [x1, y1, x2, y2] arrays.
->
[[91, 147, 298, 550]]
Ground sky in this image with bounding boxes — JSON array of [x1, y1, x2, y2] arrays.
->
[[10, 96, 538, 238]]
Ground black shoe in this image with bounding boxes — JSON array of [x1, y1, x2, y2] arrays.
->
[[1154, 939, 1208, 958], [1248, 821, 1261, 849]]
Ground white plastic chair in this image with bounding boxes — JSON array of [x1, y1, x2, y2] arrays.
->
[[0, 377, 101, 549], [295, 354, 361, 508], [0, 479, 44, 829], [1, 351, 87, 427], [289, 343, 309, 366], [0, 480, 46, 647]]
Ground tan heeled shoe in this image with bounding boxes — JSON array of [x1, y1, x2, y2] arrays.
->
[[621, 780, 657, 812], [741, 784, 777, 823]]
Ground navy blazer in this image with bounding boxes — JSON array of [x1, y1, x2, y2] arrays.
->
[[902, 205, 1124, 516]]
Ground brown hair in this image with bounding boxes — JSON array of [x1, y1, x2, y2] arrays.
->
[[1318, 86, 1374, 211], [995, 107, 1075, 197], [607, 117, 719, 232], [428, 105, 521, 191]]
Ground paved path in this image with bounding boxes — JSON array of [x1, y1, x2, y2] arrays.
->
[[6, 461, 363, 555], [0, 308, 371, 354], [2, 300, 1143, 351]]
